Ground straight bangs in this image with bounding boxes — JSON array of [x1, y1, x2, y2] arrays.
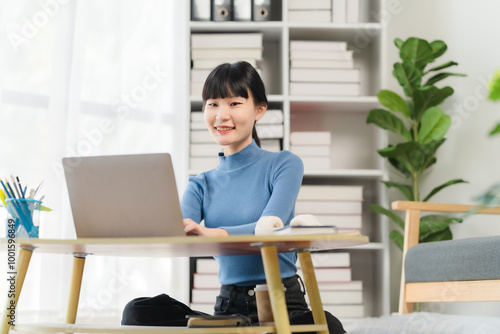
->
[[202, 63, 250, 102]]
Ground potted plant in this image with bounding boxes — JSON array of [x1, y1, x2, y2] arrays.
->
[[367, 37, 467, 250]]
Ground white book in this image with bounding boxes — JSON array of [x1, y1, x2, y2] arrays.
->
[[322, 304, 364, 318], [346, 0, 360, 23], [259, 109, 283, 124], [261, 139, 281, 152], [191, 48, 263, 60], [307, 290, 363, 304], [290, 68, 360, 83], [290, 132, 331, 145], [190, 122, 206, 130], [332, 0, 347, 23], [291, 59, 354, 69], [297, 267, 351, 282], [193, 58, 257, 69], [190, 130, 213, 143], [295, 200, 363, 215], [191, 33, 263, 49], [196, 258, 219, 274], [317, 280, 363, 291], [289, 0, 331, 10], [314, 214, 362, 229], [190, 157, 219, 171], [256, 124, 284, 139], [191, 69, 213, 82], [193, 273, 220, 289], [190, 143, 222, 157], [298, 185, 363, 201], [191, 112, 204, 122], [289, 82, 360, 96], [301, 156, 331, 170], [290, 40, 347, 52], [190, 303, 215, 314], [291, 145, 330, 157], [290, 50, 353, 60], [191, 288, 220, 304], [288, 10, 331, 23], [297, 252, 350, 268]]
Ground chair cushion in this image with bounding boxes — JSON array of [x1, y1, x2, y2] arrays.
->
[[405, 236, 500, 282]]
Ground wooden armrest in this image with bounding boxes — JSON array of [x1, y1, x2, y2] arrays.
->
[[392, 201, 500, 215]]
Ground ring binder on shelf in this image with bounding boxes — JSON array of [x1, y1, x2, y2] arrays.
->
[[191, 0, 211, 21], [233, 0, 252, 21], [212, 0, 232, 21], [253, 0, 271, 21]]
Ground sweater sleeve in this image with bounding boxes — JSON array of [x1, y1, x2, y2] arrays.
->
[[221, 151, 304, 235], [180, 175, 205, 223]]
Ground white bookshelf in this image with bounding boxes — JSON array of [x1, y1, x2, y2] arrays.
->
[[185, 0, 389, 319]]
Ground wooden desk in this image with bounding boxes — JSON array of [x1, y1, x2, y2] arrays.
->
[[1, 233, 368, 334]]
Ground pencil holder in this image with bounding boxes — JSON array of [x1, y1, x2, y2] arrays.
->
[[6, 198, 42, 238]]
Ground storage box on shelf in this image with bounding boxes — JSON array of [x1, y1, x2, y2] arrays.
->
[[186, 0, 388, 319]]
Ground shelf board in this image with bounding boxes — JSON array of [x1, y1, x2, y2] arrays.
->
[[287, 22, 382, 30], [289, 96, 380, 112], [303, 169, 385, 179]]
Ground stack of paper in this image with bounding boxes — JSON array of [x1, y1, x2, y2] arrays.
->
[[190, 33, 263, 96], [256, 109, 284, 150], [190, 258, 220, 314], [290, 131, 331, 170], [190, 111, 219, 171], [289, 40, 360, 96], [287, 0, 360, 24]]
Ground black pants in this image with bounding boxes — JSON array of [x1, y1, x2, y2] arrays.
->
[[214, 274, 346, 333]]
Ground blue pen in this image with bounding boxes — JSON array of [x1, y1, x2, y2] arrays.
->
[[1, 179, 13, 198]]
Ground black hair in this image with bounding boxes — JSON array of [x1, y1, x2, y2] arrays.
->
[[202, 61, 268, 147]]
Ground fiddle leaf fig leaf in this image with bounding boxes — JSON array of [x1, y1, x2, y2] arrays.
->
[[423, 179, 469, 202], [394, 38, 404, 50], [430, 40, 447, 59], [377, 90, 411, 118], [419, 215, 462, 240], [400, 37, 435, 71], [489, 124, 500, 136], [418, 107, 451, 143], [424, 72, 467, 87], [367, 109, 412, 141], [413, 86, 454, 121], [381, 181, 414, 201], [390, 230, 404, 251], [421, 226, 453, 243], [426, 61, 458, 73]]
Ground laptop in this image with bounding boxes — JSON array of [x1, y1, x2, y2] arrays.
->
[[62, 153, 186, 238]]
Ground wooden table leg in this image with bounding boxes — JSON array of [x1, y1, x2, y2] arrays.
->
[[260, 244, 291, 334], [298, 251, 328, 334], [66, 254, 86, 326], [1, 247, 33, 334]]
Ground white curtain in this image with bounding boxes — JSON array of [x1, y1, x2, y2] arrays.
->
[[0, 0, 189, 324]]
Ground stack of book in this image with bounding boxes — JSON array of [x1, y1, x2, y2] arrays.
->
[[295, 185, 363, 232], [190, 111, 220, 171], [289, 40, 360, 96], [287, 0, 360, 23], [191, 33, 263, 96], [256, 109, 284, 151], [290, 131, 331, 170], [298, 252, 364, 319], [190, 258, 220, 314]]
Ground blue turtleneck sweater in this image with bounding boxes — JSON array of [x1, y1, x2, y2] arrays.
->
[[181, 141, 304, 285]]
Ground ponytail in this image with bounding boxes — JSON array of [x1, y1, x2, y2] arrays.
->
[[252, 122, 261, 147]]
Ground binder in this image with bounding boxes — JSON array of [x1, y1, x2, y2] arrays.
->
[[212, 0, 232, 21], [253, 0, 271, 21], [191, 0, 211, 21], [234, 0, 252, 21]]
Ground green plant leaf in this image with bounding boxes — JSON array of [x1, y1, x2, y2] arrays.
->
[[489, 123, 500, 136], [426, 61, 458, 73], [413, 86, 454, 121], [381, 181, 414, 201], [419, 214, 462, 240], [424, 72, 467, 86], [370, 203, 405, 230], [418, 106, 451, 143], [489, 69, 500, 101], [390, 230, 404, 251], [422, 179, 469, 202], [430, 40, 447, 59], [421, 226, 453, 243], [400, 37, 435, 72], [377, 90, 411, 118], [394, 38, 404, 50], [367, 109, 412, 141], [393, 62, 422, 98]]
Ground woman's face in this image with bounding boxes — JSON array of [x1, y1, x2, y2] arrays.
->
[[204, 90, 266, 156]]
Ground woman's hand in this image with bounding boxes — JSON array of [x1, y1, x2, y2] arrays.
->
[[183, 218, 229, 237]]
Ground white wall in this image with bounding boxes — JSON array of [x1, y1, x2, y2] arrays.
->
[[383, 0, 500, 315]]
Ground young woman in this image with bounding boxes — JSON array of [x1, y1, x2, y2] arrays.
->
[[180, 61, 345, 333]]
